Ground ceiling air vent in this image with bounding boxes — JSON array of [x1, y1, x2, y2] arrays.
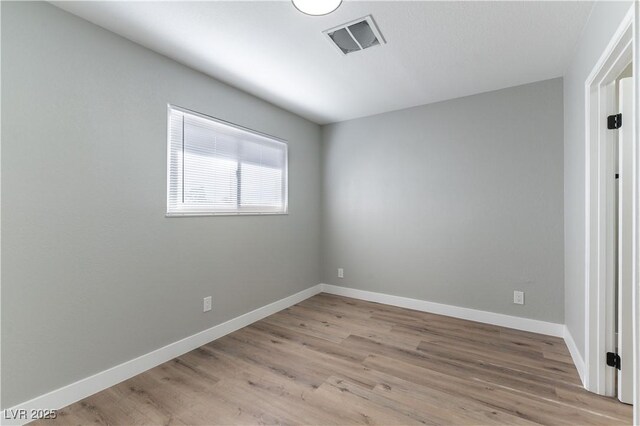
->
[[324, 15, 385, 55]]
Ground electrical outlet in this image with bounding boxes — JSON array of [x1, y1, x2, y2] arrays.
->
[[338, 268, 344, 278], [203, 296, 212, 312], [513, 291, 524, 305]]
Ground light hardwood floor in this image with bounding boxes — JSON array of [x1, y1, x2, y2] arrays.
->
[[34, 293, 632, 425]]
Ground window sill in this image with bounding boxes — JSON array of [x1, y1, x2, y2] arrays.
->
[[165, 211, 289, 218]]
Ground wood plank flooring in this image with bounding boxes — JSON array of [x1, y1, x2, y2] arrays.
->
[[33, 293, 632, 425]]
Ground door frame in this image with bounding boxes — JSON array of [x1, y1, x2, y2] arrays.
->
[[634, 4, 640, 422], [584, 3, 636, 402]]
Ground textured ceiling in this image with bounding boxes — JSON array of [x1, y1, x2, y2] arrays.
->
[[53, 1, 593, 124]]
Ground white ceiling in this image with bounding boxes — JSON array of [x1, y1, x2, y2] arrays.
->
[[53, 1, 593, 124]]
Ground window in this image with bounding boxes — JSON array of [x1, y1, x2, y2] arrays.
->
[[167, 106, 288, 216]]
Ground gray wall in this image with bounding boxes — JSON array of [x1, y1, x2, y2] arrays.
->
[[322, 79, 565, 323], [1, 1, 321, 408], [563, 0, 633, 359]]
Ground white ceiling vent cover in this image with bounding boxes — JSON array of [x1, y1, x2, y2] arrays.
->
[[324, 15, 385, 55]]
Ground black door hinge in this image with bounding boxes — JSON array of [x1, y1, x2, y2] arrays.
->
[[608, 113, 622, 129], [615, 173, 620, 179], [606, 352, 621, 370]]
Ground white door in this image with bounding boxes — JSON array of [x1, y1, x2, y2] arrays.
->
[[617, 77, 633, 404]]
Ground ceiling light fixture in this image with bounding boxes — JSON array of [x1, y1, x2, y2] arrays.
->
[[292, 0, 342, 16]]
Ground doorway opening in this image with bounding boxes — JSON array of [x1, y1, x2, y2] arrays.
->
[[584, 4, 635, 406]]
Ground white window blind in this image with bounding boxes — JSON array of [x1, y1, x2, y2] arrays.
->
[[167, 106, 288, 216]]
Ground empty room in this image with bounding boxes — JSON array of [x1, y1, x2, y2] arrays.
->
[[2, 0, 640, 425]]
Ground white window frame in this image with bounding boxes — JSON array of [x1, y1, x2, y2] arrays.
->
[[166, 105, 288, 217]]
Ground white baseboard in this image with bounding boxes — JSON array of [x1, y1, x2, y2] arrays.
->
[[1, 284, 323, 425], [563, 326, 586, 386], [320, 284, 565, 337]]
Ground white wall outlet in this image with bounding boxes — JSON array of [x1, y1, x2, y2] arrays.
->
[[513, 291, 524, 305], [203, 296, 212, 312], [338, 268, 344, 278]]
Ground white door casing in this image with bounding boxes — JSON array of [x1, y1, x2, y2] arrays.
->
[[584, 4, 634, 398]]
